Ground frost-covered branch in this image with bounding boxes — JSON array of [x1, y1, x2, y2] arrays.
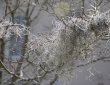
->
[[0, 2, 110, 85]]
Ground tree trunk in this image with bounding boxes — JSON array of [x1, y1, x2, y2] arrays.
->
[[0, 39, 4, 84]]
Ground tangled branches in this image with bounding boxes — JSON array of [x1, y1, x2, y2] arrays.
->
[[0, 6, 110, 85]]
